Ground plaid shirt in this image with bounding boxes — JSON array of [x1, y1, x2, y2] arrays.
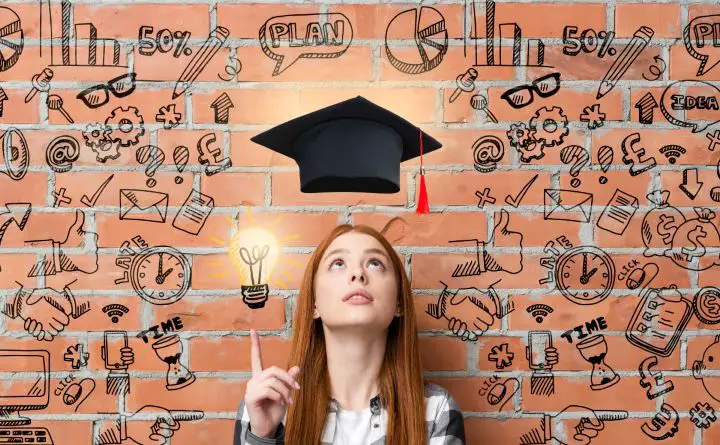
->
[[233, 382, 466, 445]]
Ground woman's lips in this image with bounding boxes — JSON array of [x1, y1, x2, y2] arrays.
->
[[344, 294, 373, 305]]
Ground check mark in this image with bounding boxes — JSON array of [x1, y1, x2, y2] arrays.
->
[[81, 174, 114, 207], [504, 174, 538, 208]]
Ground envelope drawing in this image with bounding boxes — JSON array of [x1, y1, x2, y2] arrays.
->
[[544, 189, 593, 223], [119, 189, 168, 223]]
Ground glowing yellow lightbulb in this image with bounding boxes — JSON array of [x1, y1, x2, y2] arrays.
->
[[229, 227, 280, 309]]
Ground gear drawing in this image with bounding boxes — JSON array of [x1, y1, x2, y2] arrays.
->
[[517, 141, 545, 163], [105, 106, 145, 147], [507, 123, 545, 162], [82, 123, 109, 148], [529, 106, 569, 148], [507, 123, 533, 148], [82, 123, 120, 162]]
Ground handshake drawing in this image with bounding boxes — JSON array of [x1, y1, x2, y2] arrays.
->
[[2, 284, 90, 341], [426, 282, 513, 342]]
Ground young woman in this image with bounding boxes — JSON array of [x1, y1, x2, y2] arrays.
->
[[233, 224, 466, 444]]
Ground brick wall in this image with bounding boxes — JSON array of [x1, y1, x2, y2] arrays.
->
[[0, 0, 719, 444]]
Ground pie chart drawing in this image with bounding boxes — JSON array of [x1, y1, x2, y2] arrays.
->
[[385, 6, 448, 75], [0, 7, 23, 72]]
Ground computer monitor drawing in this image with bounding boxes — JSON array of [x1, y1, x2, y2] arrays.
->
[[0, 350, 50, 426]]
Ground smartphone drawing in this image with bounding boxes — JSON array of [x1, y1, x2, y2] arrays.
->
[[527, 331, 552, 372], [103, 331, 128, 370]]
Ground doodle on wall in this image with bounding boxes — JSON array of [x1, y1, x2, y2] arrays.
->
[[470, 0, 550, 68], [479, 375, 519, 411], [260, 14, 352, 76], [683, 14, 720, 76], [1, 2, 720, 443], [385, 7, 447, 75], [0, 7, 24, 72], [0, 349, 54, 442], [626, 284, 692, 357]]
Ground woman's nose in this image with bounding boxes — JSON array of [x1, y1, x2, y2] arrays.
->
[[350, 267, 367, 283]]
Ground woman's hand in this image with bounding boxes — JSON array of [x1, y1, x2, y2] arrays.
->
[[245, 329, 301, 439]]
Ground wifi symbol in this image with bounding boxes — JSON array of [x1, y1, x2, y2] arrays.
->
[[103, 304, 129, 323], [659, 145, 686, 164], [526, 304, 553, 323]]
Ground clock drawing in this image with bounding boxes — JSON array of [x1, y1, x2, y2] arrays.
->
[[555, 246, 615, 305], [130, 246, 191, 305]]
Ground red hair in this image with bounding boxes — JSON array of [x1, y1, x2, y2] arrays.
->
[[283, 224, 427, 444]]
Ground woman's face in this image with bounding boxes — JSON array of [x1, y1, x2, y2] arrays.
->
[[313, 231, 400, 331]]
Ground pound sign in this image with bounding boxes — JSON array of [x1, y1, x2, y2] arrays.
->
[[639, 356, 675, 399], [621, 132, 657, 176], [197, 133, 232, 176]]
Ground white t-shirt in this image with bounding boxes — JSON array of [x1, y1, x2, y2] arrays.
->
[[333, 406, 373, 445]]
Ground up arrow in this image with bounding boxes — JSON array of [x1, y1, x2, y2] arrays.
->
[[211, 92, 235, 125], [635, 92, 658, 125]]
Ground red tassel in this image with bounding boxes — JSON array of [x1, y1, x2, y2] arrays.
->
[[416, 129, 429, 214], [417, 174, 429, 214]]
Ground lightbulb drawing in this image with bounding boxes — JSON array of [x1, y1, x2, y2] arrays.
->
[[230, 226, 280, 309]]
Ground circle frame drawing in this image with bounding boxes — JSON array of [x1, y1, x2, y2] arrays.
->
[[130, 246, 191, 305], [554, 246, 615, 306]]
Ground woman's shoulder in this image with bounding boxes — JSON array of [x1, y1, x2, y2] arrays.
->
[[422, 382, 461, 415]]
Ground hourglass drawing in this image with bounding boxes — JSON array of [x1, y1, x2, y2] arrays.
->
[[152, 334, 196, 391], [576, 334, 620, 391]]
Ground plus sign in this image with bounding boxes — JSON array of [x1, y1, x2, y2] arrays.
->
[[707, 130, 720, 152], [52, 188, 72, 207], [475, 187, 496, 208]]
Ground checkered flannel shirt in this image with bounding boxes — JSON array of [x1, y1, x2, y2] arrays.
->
[[233, 382, 466, 444]]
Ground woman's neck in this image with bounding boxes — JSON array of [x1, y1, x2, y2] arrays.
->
[[324, 327, 387, 412]]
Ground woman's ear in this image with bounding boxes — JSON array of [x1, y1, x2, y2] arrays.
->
[[313, 307, 320, 319]]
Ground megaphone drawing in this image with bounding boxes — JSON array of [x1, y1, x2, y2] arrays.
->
[[1, 127, 29, 181]]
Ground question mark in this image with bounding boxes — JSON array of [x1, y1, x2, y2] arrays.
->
[[136, 145, 166, 188], [560, 145, 589, 188]]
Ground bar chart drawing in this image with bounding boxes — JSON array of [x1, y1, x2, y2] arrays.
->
[[40, 0, 126, 67], [471, 0, 551, 67]]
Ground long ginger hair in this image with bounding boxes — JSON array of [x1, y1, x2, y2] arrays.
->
[[283, 224, 427, 444]]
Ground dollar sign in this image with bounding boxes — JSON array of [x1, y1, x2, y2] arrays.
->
[[706, 295, 720, 315], [218, 54, 242, 81], [658, 215, 680, 243], [681, 225, 708, 261]]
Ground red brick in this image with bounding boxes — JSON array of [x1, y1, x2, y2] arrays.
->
[[72, 4, 209, 39], [615, 4, 682, 38]]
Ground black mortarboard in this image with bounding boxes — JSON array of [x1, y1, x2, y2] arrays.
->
[[250, 96, 442, 195]]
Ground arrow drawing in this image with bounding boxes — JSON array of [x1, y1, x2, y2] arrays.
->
[[210, 92, 234, 124], [635, 92, 658, 125], [0, 203, 32, 245], [679, 168, 703, 200]]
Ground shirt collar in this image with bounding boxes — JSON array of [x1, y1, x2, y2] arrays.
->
[[330, 393, 383, 415]]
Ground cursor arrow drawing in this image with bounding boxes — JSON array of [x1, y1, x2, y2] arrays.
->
[[0, 203, 31, 245], [679, 168, 703, 200]]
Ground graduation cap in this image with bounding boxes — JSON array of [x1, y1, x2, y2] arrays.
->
[[250, 96, 442, 213]]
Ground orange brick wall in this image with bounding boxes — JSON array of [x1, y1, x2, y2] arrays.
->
[[0, 1, 719, 444]]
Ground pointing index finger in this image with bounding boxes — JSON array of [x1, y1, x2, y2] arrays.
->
[[250, 329, 264, 375]]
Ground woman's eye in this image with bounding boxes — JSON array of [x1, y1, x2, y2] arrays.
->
[[330, 259, 344, 269], [367, 258, 385, 270]]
